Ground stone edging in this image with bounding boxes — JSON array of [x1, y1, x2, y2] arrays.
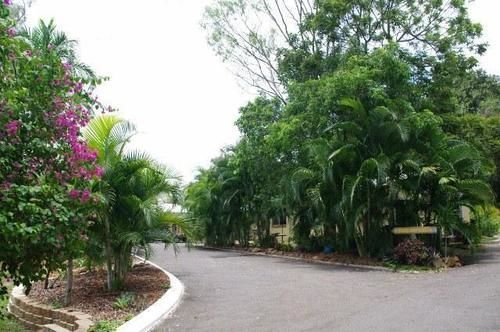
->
[[8, 285, 93, 331], [199, 245, 392, 272], [116, 256, 184, 332]]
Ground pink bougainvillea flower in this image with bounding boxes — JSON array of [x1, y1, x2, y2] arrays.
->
[[94, 166, 104, 177], [5, 120, 20, 136], [69, 189, 80, 200], [3, 0, 12, 5], [7, 27, 16, 37], [62, 62, 73, 71], [80, 189, 91, 203]]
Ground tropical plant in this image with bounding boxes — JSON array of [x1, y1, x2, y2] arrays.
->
[[19, 18, 96, 79], [186, 153, 254, 247], [83, 115, 191, 290], [188, 0, 497, 261], [113, 292, 135, 310]]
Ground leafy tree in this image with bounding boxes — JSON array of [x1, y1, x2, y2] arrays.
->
[[203, 0, 321, 102], [194, 0, 497, 259], [443, 113, 500, 203], [203, 0, 485, 105], [0, 2, 102, 296]]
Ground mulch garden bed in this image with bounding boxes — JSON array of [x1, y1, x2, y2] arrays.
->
[[29, 262, 169, 322], [239, 247, 385, 267]]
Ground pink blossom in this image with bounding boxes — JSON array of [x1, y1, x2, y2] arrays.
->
[[94, 166, 104, 177], [3, 0, 12, 5], [7, 27, 16, 37], [69, 189, 80, 200], [5, 120, 20, 136], [80, 189, 91, 203], [62, 62, 72, 71]]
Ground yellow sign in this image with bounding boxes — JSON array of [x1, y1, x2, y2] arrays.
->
[[392, 226, 438, 235]]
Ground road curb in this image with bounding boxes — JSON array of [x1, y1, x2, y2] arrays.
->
[[117, 255, 184, 332], [198, 245, 392, 272]]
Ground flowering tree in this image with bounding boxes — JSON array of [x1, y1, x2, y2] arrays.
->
[[0, 1, 103, 296]]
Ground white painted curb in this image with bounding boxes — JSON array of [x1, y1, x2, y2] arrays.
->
[[117, 256, 184, 332]]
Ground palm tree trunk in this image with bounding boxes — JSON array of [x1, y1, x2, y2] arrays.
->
[[103, 218, 113, 291]]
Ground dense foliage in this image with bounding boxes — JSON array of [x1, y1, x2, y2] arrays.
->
[[0, 2, 103, 295], [1, 2, 193, 300], [188, 0, 499, 258], [84, 115, 192, 290], [393, 239, 432, 266]]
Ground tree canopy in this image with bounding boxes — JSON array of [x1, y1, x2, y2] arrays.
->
[[191, 0, 499, 257]]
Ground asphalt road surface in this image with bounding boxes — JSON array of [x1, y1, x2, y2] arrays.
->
[[150, 240, 500, 332]]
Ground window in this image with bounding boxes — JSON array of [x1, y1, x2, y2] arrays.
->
[[272, 215, 286, 226]]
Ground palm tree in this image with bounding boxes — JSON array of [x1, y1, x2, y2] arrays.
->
[[84, 114, 191, 290], [323, 100, 493, 256], [319, 99, 410, 256], [185, 152, 260, 247], [19, 19, 96, 79]]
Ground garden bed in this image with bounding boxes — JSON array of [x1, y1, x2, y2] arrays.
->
[[28, 262, 169, 323], [210, 246, 467, 271], [230, 246, 385, 267]]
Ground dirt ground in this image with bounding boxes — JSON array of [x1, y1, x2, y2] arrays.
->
[[29, 262, 169, 322]]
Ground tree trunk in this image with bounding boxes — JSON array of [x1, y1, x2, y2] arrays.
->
[[103, 217, 113, 291], [44, 270, 50, 290], [64, 258, 73, 307]]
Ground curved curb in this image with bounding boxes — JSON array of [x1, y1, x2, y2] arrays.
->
[[199, 245, 392, 272], [117, 256, 184, 332]]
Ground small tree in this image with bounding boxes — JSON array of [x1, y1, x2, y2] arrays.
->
[[0, 2, 103, 296]]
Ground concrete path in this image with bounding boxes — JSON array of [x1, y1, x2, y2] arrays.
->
[[150, 240, 500, 332]]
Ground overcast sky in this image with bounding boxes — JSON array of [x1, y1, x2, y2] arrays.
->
[[26, 0, 499, 183]]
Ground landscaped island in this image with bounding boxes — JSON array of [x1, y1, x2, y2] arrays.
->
[[0, 1, 191, 330]]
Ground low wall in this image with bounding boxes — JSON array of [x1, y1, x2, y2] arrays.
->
[[8, 286, 93, 332]]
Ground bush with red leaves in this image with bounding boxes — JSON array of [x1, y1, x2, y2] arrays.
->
[[394, 239, 432, 265]]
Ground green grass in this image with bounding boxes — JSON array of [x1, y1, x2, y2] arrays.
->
[[0, 285, 24, 332], [383, 261, 434, 272]]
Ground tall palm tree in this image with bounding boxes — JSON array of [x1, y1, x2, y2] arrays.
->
[[323, 100, 493, 256], [19, 19, 96, 79], [84, 114, 190, 290]]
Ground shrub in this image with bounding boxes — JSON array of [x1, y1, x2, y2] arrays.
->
[[394, 239, 432, 266], [477, 206, 500, 237], [112, 292, 135, 310], [0, 2, 104, 295], [89, 320, 122, 332], [276, 243, 294, 252]]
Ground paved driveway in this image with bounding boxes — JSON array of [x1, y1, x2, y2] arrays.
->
[[150, 242, 500, 332]]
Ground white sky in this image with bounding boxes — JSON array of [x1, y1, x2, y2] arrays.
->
[[25, 0, 499, 183]]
